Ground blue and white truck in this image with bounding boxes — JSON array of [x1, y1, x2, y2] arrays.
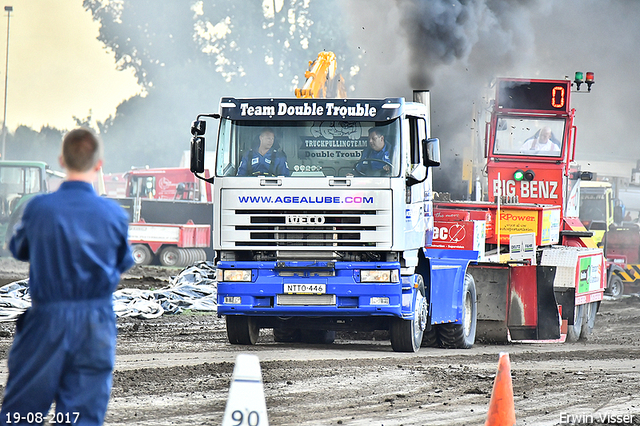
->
[[189, 92, 478, 352]]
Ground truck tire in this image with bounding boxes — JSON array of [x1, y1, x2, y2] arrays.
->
[[175, 248, 207, 267], [606, 275, 624, 300], [226, 316, 259, 345], [580, 301, 600, 340], [390, 276, 426, 353], [159, 246, 181, 267], [178, 248, 193, 266], [420, 326, 439, 348], [300, 329, 336, 344], [438, 273, 477, 349], [566, 303, 585, 342], [131, 244, 153, 265]]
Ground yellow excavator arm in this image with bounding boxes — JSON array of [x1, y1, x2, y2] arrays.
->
[[295, 51, 347, 99]]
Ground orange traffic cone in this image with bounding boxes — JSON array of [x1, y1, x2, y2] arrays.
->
[[485, 352, 516, 426]]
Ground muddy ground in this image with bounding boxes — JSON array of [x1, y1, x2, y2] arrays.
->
[[0, 258, 639, 426]]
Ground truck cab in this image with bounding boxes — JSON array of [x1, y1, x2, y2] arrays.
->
[[190, 95, 477, 352], [125, 167, 212, 202], [579, 180, 616, 246]]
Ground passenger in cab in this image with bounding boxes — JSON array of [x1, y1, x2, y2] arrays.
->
[[237, 128, 290, 176]]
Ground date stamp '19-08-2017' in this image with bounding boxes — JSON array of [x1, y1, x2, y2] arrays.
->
[[4, 411, 80, 424]]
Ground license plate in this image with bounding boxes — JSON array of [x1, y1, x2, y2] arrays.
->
[[284, 284, 326, 294]]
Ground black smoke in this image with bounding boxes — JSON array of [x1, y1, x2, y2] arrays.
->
[[341, 0, 640, 197]]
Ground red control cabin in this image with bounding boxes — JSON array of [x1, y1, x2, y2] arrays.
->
[[433, 77, 605, 343]]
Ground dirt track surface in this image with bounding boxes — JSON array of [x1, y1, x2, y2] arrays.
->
[[0, 258, 639, 426]]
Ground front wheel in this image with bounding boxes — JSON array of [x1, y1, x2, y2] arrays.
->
[[606, 275, 624, 300], [159, 246, 181, 267], [566, 303, 585, 342], [131, 244, 153, 265], [226, 316, 260, 345], [390, 276, 426, 353], [438, 273, 477, 349], [579, 301, 600, 340]]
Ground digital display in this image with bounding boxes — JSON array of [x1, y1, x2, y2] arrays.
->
[[496, 80, 571, 113]]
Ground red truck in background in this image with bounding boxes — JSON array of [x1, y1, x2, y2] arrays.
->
[[98, 167, 215, 267], [124, 167, 212, 202], [128, 220, 211, 267]]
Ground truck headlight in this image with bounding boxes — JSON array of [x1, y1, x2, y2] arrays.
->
[[360, 269, 399, 283], [221, 269, 252, 282]]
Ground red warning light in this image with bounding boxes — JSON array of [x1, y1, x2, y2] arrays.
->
[[585, 72, 595, 91]]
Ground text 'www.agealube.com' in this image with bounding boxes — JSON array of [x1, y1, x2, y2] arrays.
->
[[238, 196, 374, 204]]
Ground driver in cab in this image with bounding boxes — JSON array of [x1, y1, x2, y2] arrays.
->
[[237, 127, 290, 176], [520, 126, 560, 153], [354, 127, 392, 175]]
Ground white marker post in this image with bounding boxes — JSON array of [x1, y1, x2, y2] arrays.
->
[[222, 353, 269, 426]]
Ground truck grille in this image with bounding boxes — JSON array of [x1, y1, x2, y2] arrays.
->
[[228, 209, 391, 247], [221, 189, 393, 250]]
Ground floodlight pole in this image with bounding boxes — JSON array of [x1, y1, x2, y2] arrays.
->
[[1, 6, 12, 160]]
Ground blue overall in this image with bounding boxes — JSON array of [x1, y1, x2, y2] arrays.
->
[[1, 181, 133, 426], [237, 148, 290, 176], [358, 143, 392, 174]]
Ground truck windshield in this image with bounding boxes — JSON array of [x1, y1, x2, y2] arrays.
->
[[215, 118, 401, 177], [580, 193, 607, 223], [0, 165, 42, 217], [492, 117, 565, 158]]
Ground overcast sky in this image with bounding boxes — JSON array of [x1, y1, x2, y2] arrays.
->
[[0, 0, 140, 131], [2, 0, 639, 171]]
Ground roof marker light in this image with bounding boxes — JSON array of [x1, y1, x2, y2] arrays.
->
[[585, 72, 595, 91], [574, 71, 584, 91]]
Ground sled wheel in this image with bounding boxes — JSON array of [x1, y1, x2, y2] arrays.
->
[[159, 246, 181, 267], [607, 275, 624, 300], [566, 303, 585, 342], [300, 330, 336, 344], [226, 316, 259, 345], [580, 301, 600, 340], [390, 275, 426, 353], [438, 273, 477, 349], [131, 244, 153, 265]]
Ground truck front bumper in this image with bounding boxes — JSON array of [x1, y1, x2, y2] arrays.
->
[[216, 260, 415, 319]]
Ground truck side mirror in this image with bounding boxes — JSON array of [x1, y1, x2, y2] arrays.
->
[[423, 138, 440, 167], [190, 136, 206, 174], [191, 120, 206, 136]]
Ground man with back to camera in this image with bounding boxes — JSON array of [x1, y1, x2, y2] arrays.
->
[[520, 126, 560, 152], [0, 128, 134, 426], [353, 127, 393, 175], [237, 127, 290, 176]]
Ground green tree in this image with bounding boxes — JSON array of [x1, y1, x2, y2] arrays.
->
[[4, 126, 65, 170]]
